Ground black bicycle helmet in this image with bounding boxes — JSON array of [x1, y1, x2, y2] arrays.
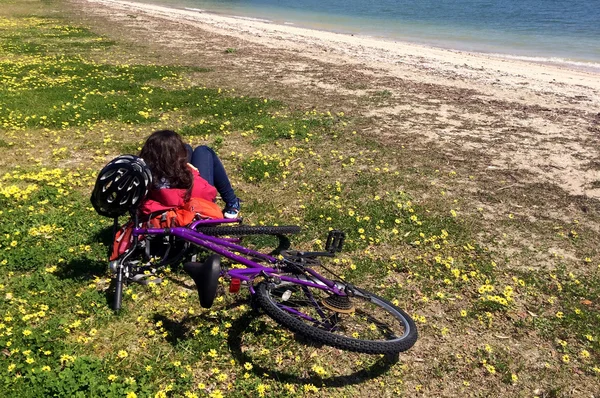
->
[[90, 155, 152, 218]]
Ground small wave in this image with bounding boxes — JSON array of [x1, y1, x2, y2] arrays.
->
[[488, 53, 600, 71], [284, 22, 294, 25], [232, 16, 272, 23], [184, 8, 205, 13]]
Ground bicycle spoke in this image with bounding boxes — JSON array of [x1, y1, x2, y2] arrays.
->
[[267, 283, 407, 341]]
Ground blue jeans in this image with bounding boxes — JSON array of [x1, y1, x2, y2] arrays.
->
[[185, 145, 237, 206]]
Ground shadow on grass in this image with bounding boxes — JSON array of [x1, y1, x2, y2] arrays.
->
[[94, 225, 116, 248], [154, 302, 398, 388], [55, 256, 117, 308], [52, 225, 115, 306], [58, 257, 107, 280], [150, 300, 243, 346], [55, 224, 113, 278], [226, 310, 398, 387], [153, 313, 192, 345], [55, 225, 113, 280]]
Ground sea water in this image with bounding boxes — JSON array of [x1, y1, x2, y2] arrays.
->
[[129, 0, 600, 69]]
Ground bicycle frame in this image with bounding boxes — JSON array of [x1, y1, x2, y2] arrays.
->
[[128, 219, 347, 297]]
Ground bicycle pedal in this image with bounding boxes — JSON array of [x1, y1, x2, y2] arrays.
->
[[325, 230, 345, 253], [322, 295, 355, 314]]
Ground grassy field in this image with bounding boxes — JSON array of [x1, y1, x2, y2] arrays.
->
[[0, 0, 599, 396]]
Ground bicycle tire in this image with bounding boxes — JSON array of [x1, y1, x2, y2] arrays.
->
[[196, 225, 301, 236], [255, 281, 417, 354]]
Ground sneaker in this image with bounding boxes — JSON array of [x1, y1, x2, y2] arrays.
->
[[223, 198, 241, 219]]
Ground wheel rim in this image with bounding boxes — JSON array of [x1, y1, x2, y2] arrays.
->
[[266, 283, 411, 343]]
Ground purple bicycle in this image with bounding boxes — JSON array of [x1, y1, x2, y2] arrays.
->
[[91, 155, 418, 355]]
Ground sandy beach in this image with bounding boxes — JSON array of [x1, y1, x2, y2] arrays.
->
[[85, 0, 600, 98], [77, 0, 600, 202], [83, 0, 600, 91]]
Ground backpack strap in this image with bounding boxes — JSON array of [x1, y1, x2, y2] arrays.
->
[[109, 221, 134, 261]]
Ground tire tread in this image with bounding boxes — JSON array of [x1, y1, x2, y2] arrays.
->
[[196, 225, 301, 236]]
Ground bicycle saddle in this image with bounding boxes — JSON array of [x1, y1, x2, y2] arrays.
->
[[183, 255, 221, 308]]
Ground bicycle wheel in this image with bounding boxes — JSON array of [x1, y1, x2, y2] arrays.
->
[[254, 281, 417, 354], [196, 225, 301, 236]]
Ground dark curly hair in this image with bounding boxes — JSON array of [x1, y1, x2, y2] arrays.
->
[[139, 130, 193, 192]]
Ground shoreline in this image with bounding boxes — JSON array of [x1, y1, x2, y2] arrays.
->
[[183, 7, 600, 73], [102, 0, 600, 74], [87, 0, 600, 104]]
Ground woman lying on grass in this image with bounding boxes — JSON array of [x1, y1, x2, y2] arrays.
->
[[138, 129, 241, 219]]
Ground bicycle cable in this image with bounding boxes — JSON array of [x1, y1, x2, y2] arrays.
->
[[281, 252, 346, 286]]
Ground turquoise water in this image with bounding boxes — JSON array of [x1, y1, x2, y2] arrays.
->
[[132, 0, 600, 68]]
